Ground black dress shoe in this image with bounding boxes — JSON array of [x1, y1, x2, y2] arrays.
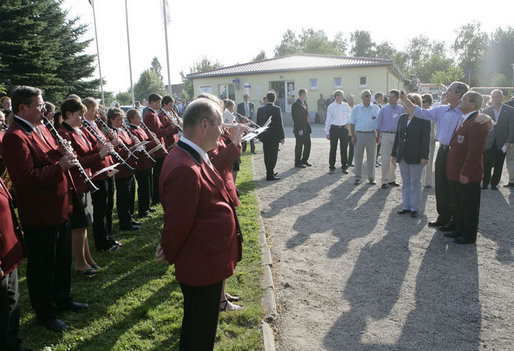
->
[[491, 185, 498, 190], [131, 219, 142, 226], [444, 231, 461, 238], [428, 220, 447, 227], [302, 161, 312, 166], [354, 179, 360, 185], [266, 175, 280, 181], [397, 209, 410, 214], [348, 163, 354, 167], [138, 212, 152, 219], [295, 163, 306, 168], [40, 318, 69, 332], [381, 184, 388, 189], [440, 221, 455, 232], [274, 172, 278, 176], [58, 301, 90, 312], [410, 211, 418, 218], [120, 225, 140, 231], [368, 179, 376, 185], [481, 184, 488, 189], [148, 207, 157, 213], [388, 181, 400, 187], [342, 168, 349, 174], [454, 236, 476, 244]]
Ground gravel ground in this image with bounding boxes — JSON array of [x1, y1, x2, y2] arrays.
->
[[253, 125, 513, 351]]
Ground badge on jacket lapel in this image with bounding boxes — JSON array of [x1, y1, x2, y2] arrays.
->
[[457, 135, 464, 144]]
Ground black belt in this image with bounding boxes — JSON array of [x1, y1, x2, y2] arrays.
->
[[440, 145, 450, 151], [330, 125, 346, 128], [381, 131, 396, 134]]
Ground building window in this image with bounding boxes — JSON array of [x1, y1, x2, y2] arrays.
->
[[309, 78, 318, 90], [334, 77, 342, 89], [359, 76, 367, 88]]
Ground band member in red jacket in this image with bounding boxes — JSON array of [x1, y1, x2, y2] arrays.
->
[[155, 98, 242, 350], [58, 98, 112, 274], [126, 109, 154, 218], [2, 86, 88, 332], [445, 91, 490, 244], [83, 97, 122, 252], [0, 177, 27, 351], [143, 93, 174, 205], [158, 95, 180, 151], [107, 108, 140, 231]]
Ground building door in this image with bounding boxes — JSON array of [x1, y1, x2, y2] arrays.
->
[[286, 81, 295, 113], [269, 81, 295, 113]]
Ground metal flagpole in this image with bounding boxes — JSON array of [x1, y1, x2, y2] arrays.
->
[[91, 0, 105, 105], [124, 0, 135, 106], [163, 0, 172, 95]]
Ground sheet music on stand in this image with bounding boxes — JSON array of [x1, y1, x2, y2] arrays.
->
[[242, 116, 272, 142], [91, 163, 120, 178]]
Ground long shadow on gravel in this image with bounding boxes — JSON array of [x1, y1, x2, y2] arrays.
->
[[324, 210, 480, 350]]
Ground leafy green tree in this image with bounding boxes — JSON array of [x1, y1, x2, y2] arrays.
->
[[483, 27, 514, 86], [0, 0, 99, 103], [151, 57, 163, 81], [115, 91, 132, 105], [415, 54, 455, 83], [252, 50, 267, 62], [274, 29, 346, 57], [350, 30, 375, 57], [453, 22, 488, 86], [181, 57, 222, 98], [431, 66, 465, 86], [134, 69, 166, 103], [491, 73, 510, 87], [375, 41, 396, 58]]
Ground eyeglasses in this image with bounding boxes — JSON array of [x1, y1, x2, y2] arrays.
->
[[422, 100, 429, 103]]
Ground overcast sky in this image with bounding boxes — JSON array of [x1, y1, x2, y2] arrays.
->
[[62, 0, 514, 94]]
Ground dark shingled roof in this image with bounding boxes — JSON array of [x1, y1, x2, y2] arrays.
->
[[187, 54, 395, 79]]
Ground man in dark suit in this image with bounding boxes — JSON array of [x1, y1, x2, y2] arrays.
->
[[482, 89, 514, 189], [291, 88, 312, 168], [2, 86, 88, 332], [257, 92, 285, 180], [237, 94, 255, 153], [444, 91, 489, 244], [155, 98, 242, 350]]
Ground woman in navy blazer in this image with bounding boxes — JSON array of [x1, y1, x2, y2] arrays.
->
[[392, 94, 431, 217]]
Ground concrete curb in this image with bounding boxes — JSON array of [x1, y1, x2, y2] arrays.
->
[[252, 156, 277, 351]]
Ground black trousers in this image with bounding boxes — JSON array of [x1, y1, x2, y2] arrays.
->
[[152, 157, 165, 205], [179, 281, 223, 351], [262, 141, 279, 177], [329, 125, 349, 170], [116, 175, 135, 228], [91, 177, 116, 250], [242, 139, 255, 153], [0, 268, 21, 351], [483, 143, 506, 187], [348, 142, 354, 165], [448, 180, 481, 241], [23, 221, 72, 322], [294, 133, 311, 164], [434, 147, 453, 223], [133, 168, 152, 216]]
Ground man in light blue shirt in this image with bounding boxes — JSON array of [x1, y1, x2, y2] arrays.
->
[[348, 90, 381, 185]]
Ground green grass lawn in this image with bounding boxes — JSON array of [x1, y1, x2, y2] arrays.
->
[[18, 152, 263, 350]]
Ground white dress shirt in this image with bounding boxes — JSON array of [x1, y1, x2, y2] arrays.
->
[[325, 101, 351, 135]]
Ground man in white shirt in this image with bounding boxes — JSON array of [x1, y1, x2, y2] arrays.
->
[[325, 90, 352, 174]]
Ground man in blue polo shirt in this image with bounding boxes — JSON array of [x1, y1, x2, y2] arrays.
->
[[348, 90, 381, 185]]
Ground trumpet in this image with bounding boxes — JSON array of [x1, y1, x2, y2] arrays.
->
[[41, 116, 99, 194], [223, 122, 259, 133], [138, 116, 168, 155], [96, 117, 139, 161], [83, 122, 135, 173], [236, 113, 261, 129], [121, 124, 157, 164]]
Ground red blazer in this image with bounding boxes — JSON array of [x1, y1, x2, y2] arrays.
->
[[159, 140, 242, 286], [129, 124, 153, 171], [144, 108, 172, 159], [110, 127, 136, 179], [208, 133, 241, 207], [84, 120, 114, 181], [158, 110, 179, 150], [2, 117, 76, 227], [447, 112, 489, 183], [58, 122, 103, 194], [0, 178, 24, 276]]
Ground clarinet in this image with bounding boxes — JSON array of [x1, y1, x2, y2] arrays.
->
[[166, 109, 183, 133], [122, 124, 157, 164], [83, 122, 135, 172], [138, 116, 168, 155], [41, 116, 99, 194], [96, 117, 138, 161]]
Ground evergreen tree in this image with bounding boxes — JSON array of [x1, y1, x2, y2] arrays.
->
[[0, 0, 98, 103]]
